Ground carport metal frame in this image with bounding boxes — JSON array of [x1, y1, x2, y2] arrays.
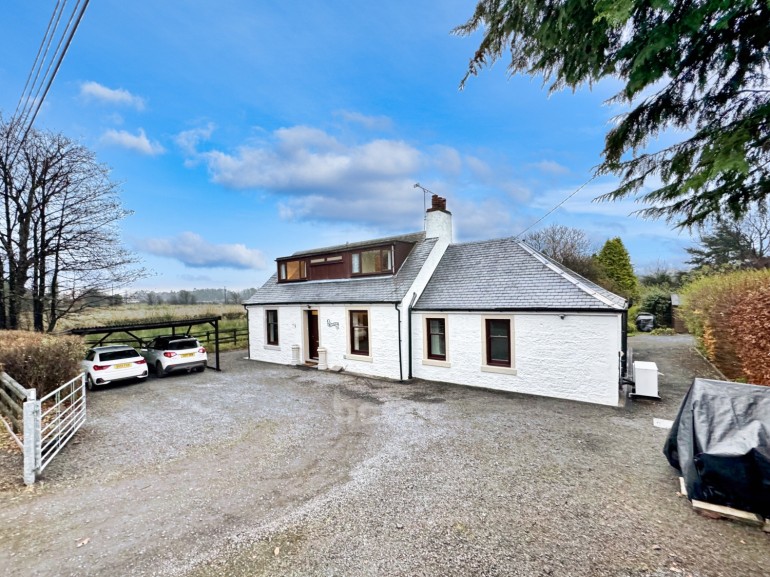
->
[[68, 316, 223, 371]]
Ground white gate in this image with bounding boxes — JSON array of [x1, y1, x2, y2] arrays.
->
[[37, 374, 87, 476], [0, 372, 86, 485]]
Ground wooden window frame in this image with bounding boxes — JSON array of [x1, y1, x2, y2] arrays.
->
[[426, 317, 446, 361], [485, 318, 511, 368], [349, 310, 370, 356], [351, 247, 393, 276], [266, 309, 279, 346], [278, 259, 307, 282]]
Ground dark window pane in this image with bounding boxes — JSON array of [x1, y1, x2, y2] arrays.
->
[[266, 310, 279, 345], [427, 317, 446, 359], [489, 321, 509, 337], [350, 311, 369, 354], [486, 319, 511, 366]]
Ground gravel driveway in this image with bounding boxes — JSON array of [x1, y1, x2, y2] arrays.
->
[[1, 336, 766, 576]]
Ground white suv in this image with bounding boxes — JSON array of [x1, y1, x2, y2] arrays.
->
[[141, 335, 207, 378], [82, 345, 149, 390]]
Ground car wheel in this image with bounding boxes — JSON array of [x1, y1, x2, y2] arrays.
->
[[196, 366, 205, 373], [156, 361, 166, 378], [86, 375, 96, 391]]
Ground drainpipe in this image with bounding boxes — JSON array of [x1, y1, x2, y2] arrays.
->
[[395, 302, 403, 382], [407, 292, 417, 379], [620, 309, 629, 383]]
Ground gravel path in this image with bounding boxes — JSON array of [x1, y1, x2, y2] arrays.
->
[[0, 337, 766, 576]]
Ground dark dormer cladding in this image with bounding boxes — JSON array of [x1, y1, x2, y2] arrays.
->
[[276, 238, 418, 283]]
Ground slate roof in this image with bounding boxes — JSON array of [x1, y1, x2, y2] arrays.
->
[[244, 232, 436, 305], [414, 237, 626, 311]]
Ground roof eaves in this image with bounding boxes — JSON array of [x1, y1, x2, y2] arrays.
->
[[289, 231, 425, 257]]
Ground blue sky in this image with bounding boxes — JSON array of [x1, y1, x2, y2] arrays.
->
[[0, 1, 695, 291]]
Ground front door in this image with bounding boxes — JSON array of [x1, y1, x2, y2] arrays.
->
[[307, 310, 319, 360]]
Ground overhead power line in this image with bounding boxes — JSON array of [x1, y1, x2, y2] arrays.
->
[[10, 0, 91, 156], [513, 174, 598, 239]]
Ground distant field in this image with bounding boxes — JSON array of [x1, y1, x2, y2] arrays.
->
[[57, 303, 246, 329], [58, 304, 249, 351]]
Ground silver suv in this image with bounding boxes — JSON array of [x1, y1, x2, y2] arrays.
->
[[140, 335, 207, 378]]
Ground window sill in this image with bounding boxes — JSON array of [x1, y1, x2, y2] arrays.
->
[[480, 365, 517, 376], [345, 353, 373, 363], [263, 344, 281, 351], [422, 358, 451, 368]]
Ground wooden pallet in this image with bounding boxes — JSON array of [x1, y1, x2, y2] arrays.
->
[[678, 477, 769, 531]]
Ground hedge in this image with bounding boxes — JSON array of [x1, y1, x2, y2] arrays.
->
[[679, 269, 770, 384], [0, 331, 84, 397]]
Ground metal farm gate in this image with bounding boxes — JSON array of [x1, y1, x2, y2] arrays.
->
[[0, 372, 86, 485]]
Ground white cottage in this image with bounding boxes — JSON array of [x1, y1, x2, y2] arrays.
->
[[244, 196, 628, 406]]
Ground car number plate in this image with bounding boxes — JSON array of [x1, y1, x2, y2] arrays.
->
[[181, 353, 195, 358], [114, 363, 132, 369]]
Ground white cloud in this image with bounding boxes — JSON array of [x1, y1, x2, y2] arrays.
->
[[136, 232, 266, 269], [101, 128, 165, 155], [531, 160, 570, 175], [335, 110, 393, 131], [178, 123, 541, 231], [175, 123, 216, 156], [80, 81, 145, 110]]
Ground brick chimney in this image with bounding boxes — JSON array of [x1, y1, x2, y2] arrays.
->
[[425, 194, 452, 243]]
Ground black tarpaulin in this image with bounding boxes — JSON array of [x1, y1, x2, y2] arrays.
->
[[664, 378, 770, 517]]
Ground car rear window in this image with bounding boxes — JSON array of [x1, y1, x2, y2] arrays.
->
[[99, 349, 140, 362], [168, 339, 198, 351]]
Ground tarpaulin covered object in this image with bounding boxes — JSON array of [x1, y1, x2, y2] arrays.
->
[[664, 378, 770, 517]]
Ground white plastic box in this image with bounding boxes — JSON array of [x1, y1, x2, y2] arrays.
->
[[634, 361, 660, 398]]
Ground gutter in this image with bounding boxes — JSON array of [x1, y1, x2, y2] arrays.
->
[[411, 307, 623, 314]]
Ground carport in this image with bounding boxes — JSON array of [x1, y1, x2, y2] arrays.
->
[[68, 315, 223, 371]]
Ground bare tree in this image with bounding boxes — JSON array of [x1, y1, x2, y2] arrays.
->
[[0, 117, 145, 331], [523, 224, 603, 281]]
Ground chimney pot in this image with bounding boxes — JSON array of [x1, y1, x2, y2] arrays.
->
[[428, 194, 447, 212]]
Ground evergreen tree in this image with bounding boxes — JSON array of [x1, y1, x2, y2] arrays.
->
[[455, 1, 770, 226], [596, 238, 639, 301]]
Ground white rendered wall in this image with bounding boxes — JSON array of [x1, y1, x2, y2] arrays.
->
[[247, 305, 304, 365], [412, 311, 622, 406], [247, 303, 403, 380], [425, 209, 452, 242]]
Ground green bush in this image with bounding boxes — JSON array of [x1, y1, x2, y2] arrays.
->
[[650, 328, 676, 336], [0, 331, 84, 397], [638, 286, 672, 328]]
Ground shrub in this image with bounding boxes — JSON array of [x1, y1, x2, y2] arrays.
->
[[679, 268, 770, 384], [639, 286, 672, 328], [0, 331, 84, 397], [650, 328, 676, 336]]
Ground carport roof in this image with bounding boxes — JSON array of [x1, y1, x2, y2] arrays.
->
[[67, 315, 222, 335]]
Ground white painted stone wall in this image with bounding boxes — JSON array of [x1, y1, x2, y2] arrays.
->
[[246, 305, 303, 365], [247, 303, 403, 380], [412, 311, 622, 406]]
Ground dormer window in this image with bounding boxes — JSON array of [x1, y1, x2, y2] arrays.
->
[[279, 260, 307, 281], [352, 248, 393, 275]]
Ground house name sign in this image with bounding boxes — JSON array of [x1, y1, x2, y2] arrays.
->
[[327, 319, 340, 330]]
